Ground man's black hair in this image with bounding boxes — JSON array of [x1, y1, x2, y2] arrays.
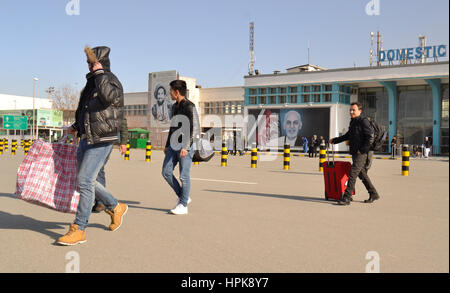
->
[[169, 80, 187, 97], [351, 102, 363, 110]]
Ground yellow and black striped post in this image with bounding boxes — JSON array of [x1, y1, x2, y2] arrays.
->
[[24, 140, 31, 156], [221, 142, 228, 167], [319, 143, 326, 172], [4, 139, 8, 152], [124, 140, 130, 161], [283, 144, 290, 170], [0, 139, 3, 155], [251, 143, 257, 168], [20, 139, 24, 148], [402, 145, 410, 176], [11, 139, 17, 156], [145, 141, 151, 162]]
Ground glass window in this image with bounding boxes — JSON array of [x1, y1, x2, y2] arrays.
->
[[303, 85, 310, 92], [270, 88, 277, 94], [249, 88, 257, 95], [289, 86, 298, 93], [313, 85, 321, 92], [324, 84, 332, 92], [441, 84, 449, 154], [302, 94, 310, 103], [269, 96, 277, 104], [280, 87, 287, 94], [249, 97, 257, 105], [324, 93, 332, 102], [260, 88, 267, 95], [313, 94, 321, 103], [290, 95, 298, 103], [279, 96, 286, 104], [397, 85, 433, 147], [260, 96, 266, 104]]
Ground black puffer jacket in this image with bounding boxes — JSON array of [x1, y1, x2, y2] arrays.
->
[[73, 46, 124, 145], [165, 98, 200, 150], [332, 116, 374, 155]]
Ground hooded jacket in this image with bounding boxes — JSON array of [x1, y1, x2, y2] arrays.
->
[[73, 46, 124, 145]]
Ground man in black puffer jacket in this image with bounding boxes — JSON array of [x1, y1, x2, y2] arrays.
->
[[57, 46, 128, 246], [330, 102, 380, 206]]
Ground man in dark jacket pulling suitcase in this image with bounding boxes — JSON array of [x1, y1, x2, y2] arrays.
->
[[329, 102, 380, 205]]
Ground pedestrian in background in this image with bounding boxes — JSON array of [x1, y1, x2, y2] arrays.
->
[[391, 135, 397, 158], [302, 136, 308, 154], [424, 136, 432, 158]]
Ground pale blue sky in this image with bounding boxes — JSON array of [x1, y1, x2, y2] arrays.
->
[[0, 0, 448, 98]]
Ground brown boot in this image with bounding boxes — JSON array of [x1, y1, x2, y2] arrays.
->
[[57, 224, 86, 246], [105, 202, 128, 232]]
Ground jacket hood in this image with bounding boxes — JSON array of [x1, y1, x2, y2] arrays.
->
[[92, 46, 111, 71]]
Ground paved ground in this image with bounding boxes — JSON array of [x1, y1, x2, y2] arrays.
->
[[0, 147, 448, 273]]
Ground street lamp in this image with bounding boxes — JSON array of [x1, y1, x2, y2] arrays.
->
[[33, 77, 39, 140]]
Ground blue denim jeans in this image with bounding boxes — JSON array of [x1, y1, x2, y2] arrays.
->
[[74, 139, 118, 230], [162, 146, 195, 207]]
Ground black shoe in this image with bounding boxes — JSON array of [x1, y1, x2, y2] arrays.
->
[[337, 196, 351, 206], [364, 194, 380, 203]]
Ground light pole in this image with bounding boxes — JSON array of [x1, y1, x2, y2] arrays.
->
[[33, 77, 39, 140]]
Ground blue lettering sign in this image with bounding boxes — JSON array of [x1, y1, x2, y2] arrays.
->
[[387, 50, 395, 61], [415, 47, 423, 59], [407, 48, 414, 59], [438, 45, 447, 57], [378, 50, 386, 62]]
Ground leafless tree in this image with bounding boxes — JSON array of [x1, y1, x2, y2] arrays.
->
[[52, 85, 79, 111]]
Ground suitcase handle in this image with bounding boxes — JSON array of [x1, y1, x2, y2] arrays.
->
[[326, 143, 335, 166]]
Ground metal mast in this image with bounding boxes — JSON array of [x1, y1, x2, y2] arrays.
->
[[248, 22, 255, 75]]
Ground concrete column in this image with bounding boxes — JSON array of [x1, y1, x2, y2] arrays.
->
[[379, 81, 397, 153], [425, 79, 442, 155]]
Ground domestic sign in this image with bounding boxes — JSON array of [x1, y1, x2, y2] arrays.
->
[[2, 115, 28, 130], [378, 44, 447, 62]]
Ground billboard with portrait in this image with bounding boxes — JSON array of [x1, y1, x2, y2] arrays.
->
[[149, 70, 177, 128], [247, 107, 330, 149]]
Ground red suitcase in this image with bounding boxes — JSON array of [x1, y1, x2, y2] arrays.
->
[[323, 146, 355, 201]]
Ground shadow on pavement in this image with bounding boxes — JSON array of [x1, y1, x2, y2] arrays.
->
[[269, 170, 322, 176], [128, 205, 169, 213], [204, 189, 336, 205]]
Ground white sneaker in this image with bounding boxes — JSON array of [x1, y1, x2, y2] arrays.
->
[[170, 204, 188, 215], [174, 197, 191, 208]]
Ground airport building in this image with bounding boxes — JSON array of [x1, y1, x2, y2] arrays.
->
[[1, 58, 448, 154]]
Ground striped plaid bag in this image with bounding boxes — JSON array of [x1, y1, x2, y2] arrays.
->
[[15, 139, 80, 213]]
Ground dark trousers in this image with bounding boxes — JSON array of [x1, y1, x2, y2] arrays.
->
[[343, 151, 378, 198]]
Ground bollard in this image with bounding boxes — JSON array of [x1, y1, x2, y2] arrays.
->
[[4, 139, 8, 152], [24, 140, 30, 156], [221, 142, 228, 167], [124, 140, 130, 161], [20, 139, 24, 148], [251, 143, 257, 168], [402, 145, 409, 176], [283, 144, 290, 170], [319, 143, 326, 172], [145, 141, 151, 162], [11, 139, 17, 156], [0, 139, 3, 155]]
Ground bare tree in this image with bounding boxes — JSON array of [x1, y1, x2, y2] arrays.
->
[[52, 85, 79, 111]]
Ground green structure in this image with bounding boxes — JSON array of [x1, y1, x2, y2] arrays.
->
[[129, 128, 150, 149]]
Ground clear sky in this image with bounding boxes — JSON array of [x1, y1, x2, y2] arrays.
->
[[0, 0, 448, 98]]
